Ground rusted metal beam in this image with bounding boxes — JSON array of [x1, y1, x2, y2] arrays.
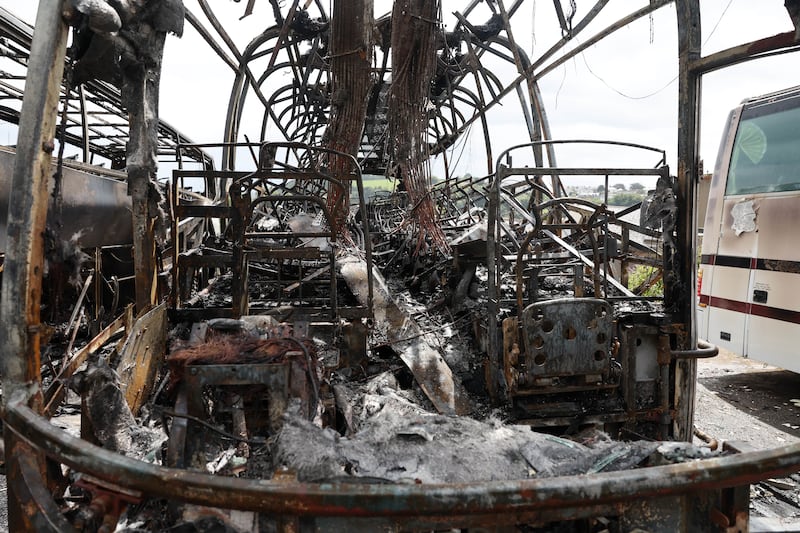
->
[[0, 0, 67, 400], [5, 436, 73, 532], [7, 394, 800, 519], [674, 0, 702, 441], [0, 1, 68, 529], [690, 30, 800, 74]]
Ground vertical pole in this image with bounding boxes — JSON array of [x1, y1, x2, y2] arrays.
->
[[123, 33, 167, 313], [0, 0, 67, 405], [486, 165, 501, 403], [674, 0, 702, 441], [0, 0, 68, 529]]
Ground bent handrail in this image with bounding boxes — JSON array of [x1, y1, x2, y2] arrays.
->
[[5, 389, 800, 518]]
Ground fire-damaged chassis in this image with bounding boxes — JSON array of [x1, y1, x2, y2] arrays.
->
[[4, 152, 800, 530], [7, 137, 800, 531], [5, 1, 800, 532]]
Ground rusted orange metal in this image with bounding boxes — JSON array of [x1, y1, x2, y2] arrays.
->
[[7, 395, 800, 529], [0, 1, 68, 528], [117, 303, 167, 415]]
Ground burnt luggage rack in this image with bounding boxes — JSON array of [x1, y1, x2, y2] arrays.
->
[[227, 142, 373, 323]]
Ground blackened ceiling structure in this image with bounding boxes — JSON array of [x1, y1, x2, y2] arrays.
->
[[0, 1, 687, 178], [0, 6, 211, 169]]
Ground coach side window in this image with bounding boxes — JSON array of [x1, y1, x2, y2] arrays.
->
[[726, 104, 800, 195]]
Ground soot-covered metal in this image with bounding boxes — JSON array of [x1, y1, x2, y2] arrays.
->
[[3, 1, 800, 532]]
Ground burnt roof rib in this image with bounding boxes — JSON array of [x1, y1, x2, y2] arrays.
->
[[0, 6, 211, 170]]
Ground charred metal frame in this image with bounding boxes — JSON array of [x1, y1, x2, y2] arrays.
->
[[171, 141, 374, 323], [228, 142, 374, 320], [4, 0, 800, 530], [1, 2, 69, 529], [166, 362, 291, 470], [7, 385, 800, 530], [0, 7, 211, 170], [485, 140, 686, 434], [214, 2, 574, 177], [0, 4, 215, 328], [169, 142, 258, 320]]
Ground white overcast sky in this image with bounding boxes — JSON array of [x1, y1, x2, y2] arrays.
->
[[2, 1, 798, 182]]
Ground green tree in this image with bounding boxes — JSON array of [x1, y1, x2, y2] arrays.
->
[[609, 192, 641, 206], [612, 183, 626, 191], [630, 182, 645, 192], [628, 265, 663, 296]]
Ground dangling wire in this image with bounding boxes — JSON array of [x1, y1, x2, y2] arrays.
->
[[531, 0, 537, 57], [52, 63, 75, 233], [555, 0, 578, 38], [568, 0, 577, 32], [704, 0, 736, 46]]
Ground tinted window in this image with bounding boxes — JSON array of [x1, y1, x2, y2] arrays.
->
[[726, 101, 800, 195]]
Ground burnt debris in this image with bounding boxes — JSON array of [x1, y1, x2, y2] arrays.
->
[[3, 1, 800, 531]]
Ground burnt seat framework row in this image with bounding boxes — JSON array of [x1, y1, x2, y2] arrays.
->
[[166, 142, 375, 470], [170, 159, 248, 317], [485, 140, 683, 439], [170, 142, 373, 326]]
